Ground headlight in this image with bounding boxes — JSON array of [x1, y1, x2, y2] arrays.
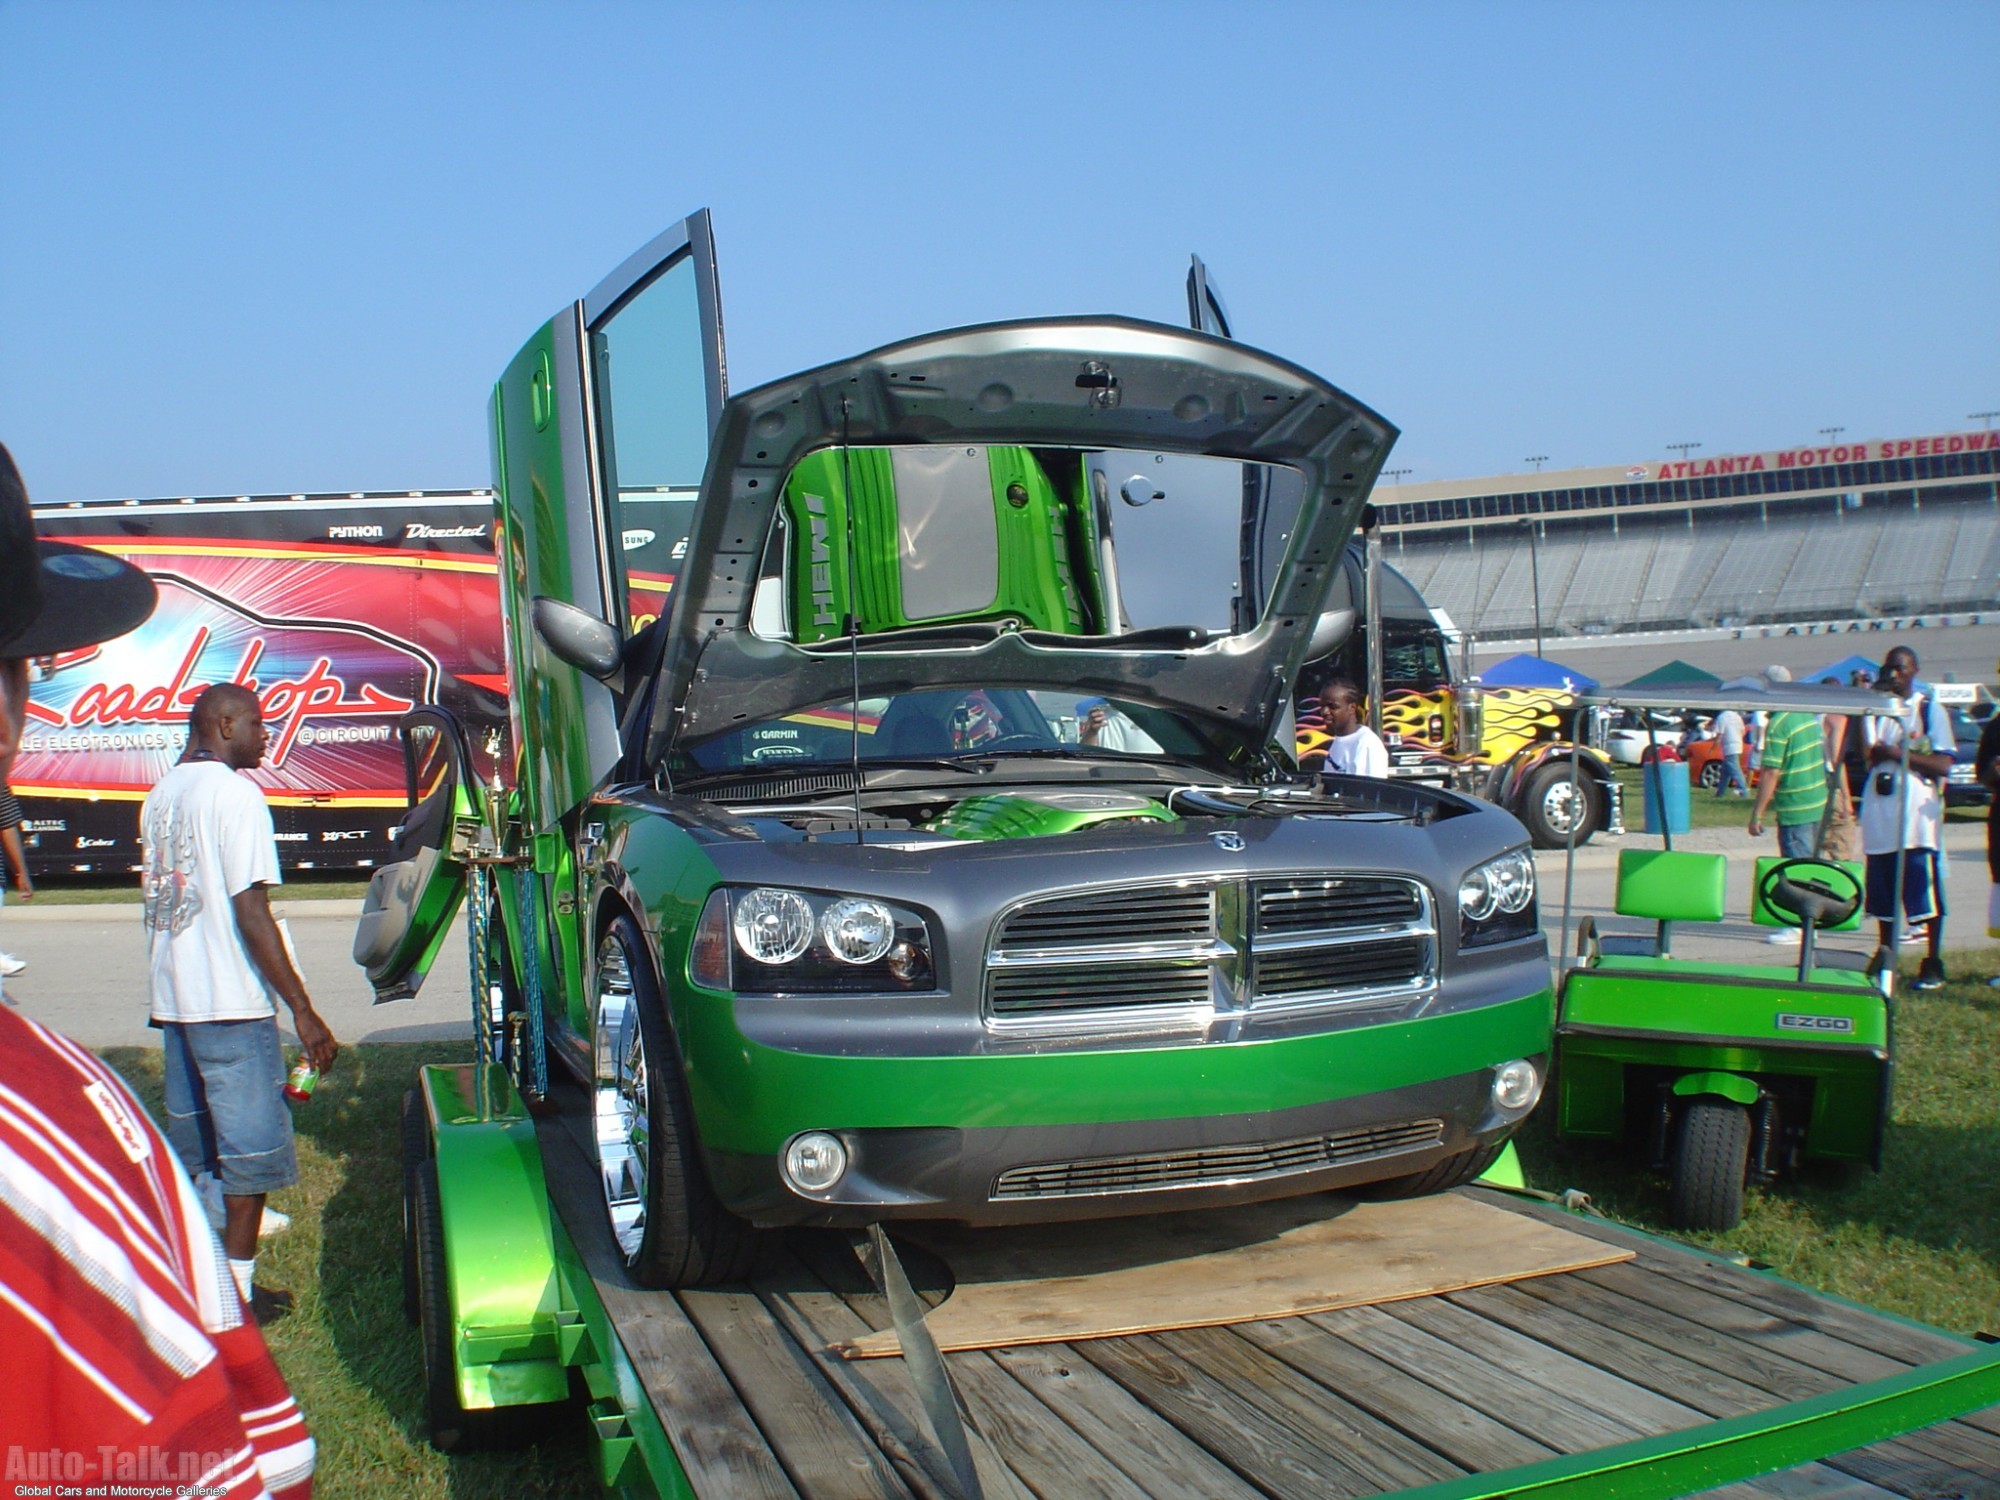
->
[[1460, 849, 1539, 948], [693, 887, 936, 994]]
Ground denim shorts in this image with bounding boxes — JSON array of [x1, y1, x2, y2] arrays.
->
[[161, 1017, 299, 1198]]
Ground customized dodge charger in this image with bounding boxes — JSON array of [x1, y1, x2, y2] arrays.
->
[[356, 212, 1553, 1287]]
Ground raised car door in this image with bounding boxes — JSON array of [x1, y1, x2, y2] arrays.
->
[[353, 708, 481, 1002], [491, 210, 726, 835]]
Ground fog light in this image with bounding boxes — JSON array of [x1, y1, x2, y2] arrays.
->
[[1492, 1058, 1541, 1112], [783, 1131, 848, 1193]]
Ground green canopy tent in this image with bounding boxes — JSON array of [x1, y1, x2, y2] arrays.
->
[[1621, 659, 1721, 690]]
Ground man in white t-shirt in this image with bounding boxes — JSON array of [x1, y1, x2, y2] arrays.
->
[[1859, 646, 1954, 990], [1316, 676, 1390, 780], [1712, 708, 1750, 797], [142, 683, 338, 1322]]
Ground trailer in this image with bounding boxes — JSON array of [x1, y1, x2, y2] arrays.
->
[[16, 491, 682, 875], [373, 212, 2000, 1497]]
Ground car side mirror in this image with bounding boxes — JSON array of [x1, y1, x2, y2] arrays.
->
[[532, 596, 622, 679], [1305, 607, 1356, 659]]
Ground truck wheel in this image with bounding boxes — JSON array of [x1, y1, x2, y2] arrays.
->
[[1670, 1100, 1750, 1232], [1520, 764, 1600, 848], [401, 1088, 431, 1326], [1354, 1141, 1505, 1199], [593, 914, 761, 1288]]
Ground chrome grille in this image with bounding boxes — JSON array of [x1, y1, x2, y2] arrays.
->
[[995, 886, 1213, 951], [985, 875, 1434, 1032], [988, 961, 1212, 1020], [1256, 877, 1423, 933], [1257, 937, 1430, 997], [990, 1118, 1447, 1200]]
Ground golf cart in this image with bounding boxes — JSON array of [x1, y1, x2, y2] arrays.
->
[[1550, 683, 1903, 1231]]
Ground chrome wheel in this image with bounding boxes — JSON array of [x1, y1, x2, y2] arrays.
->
[[1540, 778, 1585, 837], [593, 929, 648, 1262]]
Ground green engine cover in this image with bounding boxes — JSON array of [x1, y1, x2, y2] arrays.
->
[[927, 790, 1179, 840]]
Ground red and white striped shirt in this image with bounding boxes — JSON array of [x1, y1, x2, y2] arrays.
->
[[0, 1005, 314, 1498]]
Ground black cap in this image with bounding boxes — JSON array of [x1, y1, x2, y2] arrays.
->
[[0, 442, 159, 657]]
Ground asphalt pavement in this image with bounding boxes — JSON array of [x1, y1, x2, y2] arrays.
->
[[2, 819, 1991, 1050]]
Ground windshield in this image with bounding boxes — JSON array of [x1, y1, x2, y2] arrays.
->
[[746, 445, 1306, 644], [678, 688, 1208, 775]]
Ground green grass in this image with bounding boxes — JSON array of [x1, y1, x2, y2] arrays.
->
[[1520, 951, 2000, 1336], [25, 872, 372, 904], [89, 954, 2000, 1495], [102, 1041, 598, 1500], [1611, 764, 1992, 835]]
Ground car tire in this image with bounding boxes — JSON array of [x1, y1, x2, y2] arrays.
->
[[1519, 763, 1600, 848], [1698, 760, 1724, 792], [400, 1087, 431, 1326], [1670, 1099, 1750, 1232], [593, 913, 762, 1289], [1354, 1141, 1505, 1199]]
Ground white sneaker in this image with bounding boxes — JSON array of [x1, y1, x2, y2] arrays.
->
[[258, 1207, 292, 1239], [1764, 928, 1802, 944], [0, 953, 24, 978]]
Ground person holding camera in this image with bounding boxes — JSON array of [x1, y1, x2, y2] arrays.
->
[[1860, 646, 1954, 990]]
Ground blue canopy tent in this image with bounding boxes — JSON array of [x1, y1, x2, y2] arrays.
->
[[1805, 652, 1878, 685], [1476, 653, 1600, 693]]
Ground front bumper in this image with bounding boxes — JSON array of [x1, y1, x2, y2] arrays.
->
[[683, 988, 1553, 1226]]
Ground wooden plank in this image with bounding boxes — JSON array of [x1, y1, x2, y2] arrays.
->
[[983, 1344, 1269, 1500], [1152, 1324, 1463, 1491], [538, 1111, 801, 1500], [678, 1283, 914, 1500], [1234, 1314, 1560, 1473], [757, 1252, 1038, 1500], [1458, 1280, 1945, 1498], [1075, 1331, 1395, 1498], [836, 1192, 1629, 1358]]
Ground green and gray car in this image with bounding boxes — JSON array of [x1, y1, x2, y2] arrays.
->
[[356, 211, 1554, 1288]]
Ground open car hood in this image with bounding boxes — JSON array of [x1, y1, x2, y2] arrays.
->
[[647, 317, 1397, 764]]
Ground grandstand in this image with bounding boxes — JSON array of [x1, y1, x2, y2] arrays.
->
[[1378, 429, 2000, 640]]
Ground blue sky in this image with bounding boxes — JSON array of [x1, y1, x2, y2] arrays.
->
[[3, 0, 1994, 502]]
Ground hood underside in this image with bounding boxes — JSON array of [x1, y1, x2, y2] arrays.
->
[[648, 317, 1397, 763]]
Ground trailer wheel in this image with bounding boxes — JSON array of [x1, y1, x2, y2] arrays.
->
[[1355, 1141, 1505, 1199], [1670, 1100, 1750, 1232], [400, 1088, 431, 1326], [414, 1158, 510, 1452], [593, 914, 761, 1288], [1520, 764, 1599, 848]]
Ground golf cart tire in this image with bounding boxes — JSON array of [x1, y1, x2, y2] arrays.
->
[[1520, 763, 1600, 849], [1355, 1141, 1505, 1199], [400, 1087, 431, 1326], [1671, 1099, 1750, 1232], [597, 914, 762, 1289]]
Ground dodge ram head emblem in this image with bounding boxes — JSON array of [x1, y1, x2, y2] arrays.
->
[[1211, 831, 1246, 852]]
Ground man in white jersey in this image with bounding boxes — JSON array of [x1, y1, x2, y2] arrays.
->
[[1316, 675, 1390, 780], [142, 682, 339, 1322]]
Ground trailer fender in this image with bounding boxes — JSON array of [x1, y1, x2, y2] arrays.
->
[[1671, 1071, 1762, 1107], [417, 1062, 569, 1409]]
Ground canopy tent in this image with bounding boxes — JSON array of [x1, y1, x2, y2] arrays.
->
[[1620, 659, 1721, 690], [1804, 652, 1879, 685], [1476, 653, 1599, 693]]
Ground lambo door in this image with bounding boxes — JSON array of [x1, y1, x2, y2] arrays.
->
[[491, 210, 726, 836], [354, 709, 479, 1002]]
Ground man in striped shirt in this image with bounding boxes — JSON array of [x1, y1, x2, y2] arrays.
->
[[0, 1003, 314, 1498], [1748, 668, 1830, 944]]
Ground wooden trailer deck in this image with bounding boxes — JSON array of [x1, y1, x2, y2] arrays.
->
[[534, 1105, 2000, 1500]]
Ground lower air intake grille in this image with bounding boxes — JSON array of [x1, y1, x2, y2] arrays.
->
[[991, 1118, 1447, 1200]]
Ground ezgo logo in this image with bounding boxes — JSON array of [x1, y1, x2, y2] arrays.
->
[[1776, 1012, 1854, 1034]]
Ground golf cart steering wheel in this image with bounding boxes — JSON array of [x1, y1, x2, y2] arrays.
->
[[1757, 858, 1863, 932]]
